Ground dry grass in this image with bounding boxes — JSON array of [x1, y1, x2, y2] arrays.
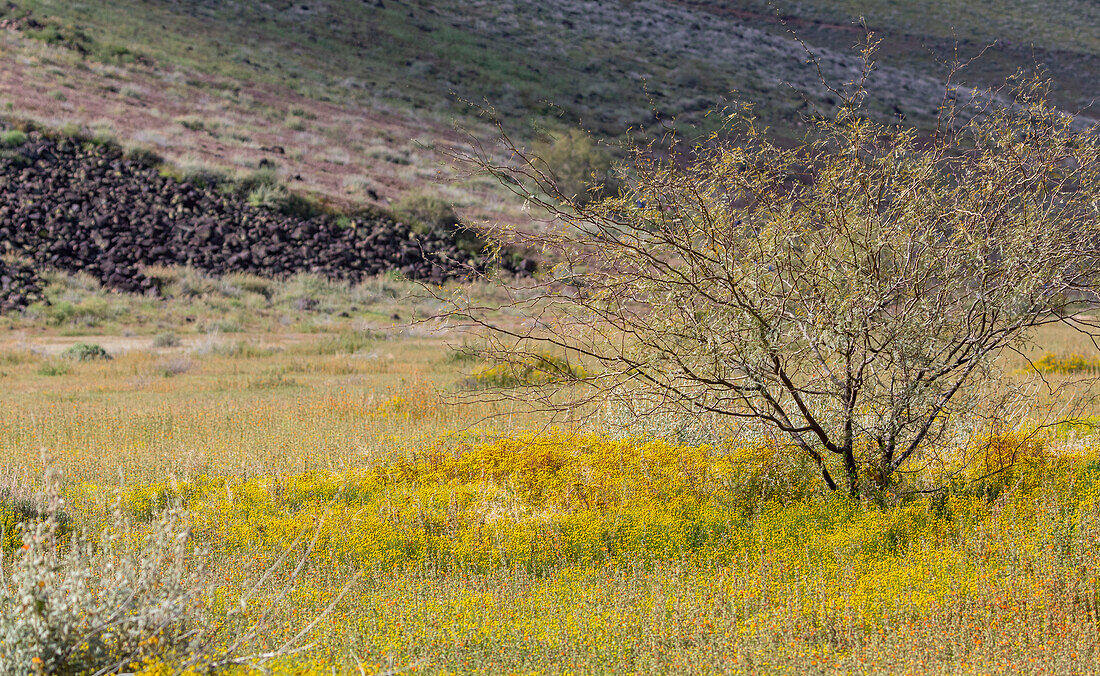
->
[[0, 337, 523, 482], [2, 299, 1100, 673]]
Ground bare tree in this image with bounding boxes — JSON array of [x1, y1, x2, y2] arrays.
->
[[449, 63, 1100, 498]]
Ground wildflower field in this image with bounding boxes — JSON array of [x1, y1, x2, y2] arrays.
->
[[1, 298, 1100, 674]]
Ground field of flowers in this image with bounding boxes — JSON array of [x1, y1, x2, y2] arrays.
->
[[2, 322, 1100, 674]]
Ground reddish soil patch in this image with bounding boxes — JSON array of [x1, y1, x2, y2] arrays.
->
[[0, 28, 519, 227]]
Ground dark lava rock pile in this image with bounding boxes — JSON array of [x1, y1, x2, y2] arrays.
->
[[0, 132, 502, 311], [0, 257, 43, 312]]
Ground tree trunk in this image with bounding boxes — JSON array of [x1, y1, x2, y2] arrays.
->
[[843, 444, 860, 498]]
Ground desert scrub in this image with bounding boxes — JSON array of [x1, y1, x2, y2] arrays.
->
[[61, 342, 112, 361], [0, 471, 339, 674], [152, 332, 181, 348], [393, 191, 460, 232], [531, 128, 620, 205], [0, 473, 209, 674]]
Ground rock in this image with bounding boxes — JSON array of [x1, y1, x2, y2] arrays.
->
[[0, 130, 526, 313]]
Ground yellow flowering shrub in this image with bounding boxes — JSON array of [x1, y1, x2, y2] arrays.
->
[[77, 430, 1095, 576], [1030, 352, 1100, 374], [54, 428, 1100, 673], [0, 501, 21, 551]]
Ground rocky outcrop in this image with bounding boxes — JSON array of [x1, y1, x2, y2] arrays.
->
[[0, 257, 42, 312], [0, 132, 495, 310]]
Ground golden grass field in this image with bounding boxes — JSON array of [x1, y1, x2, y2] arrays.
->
[[2, 273, 1100, 674]]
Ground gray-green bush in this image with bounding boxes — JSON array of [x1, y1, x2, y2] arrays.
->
[[0, 474, 210, 674], [61, 343, 111, 361], [0, 471, 336, 673]]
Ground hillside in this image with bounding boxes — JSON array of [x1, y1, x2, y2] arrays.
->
[[2, 0, 1095, 225]]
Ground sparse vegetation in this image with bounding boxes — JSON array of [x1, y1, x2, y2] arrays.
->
[[3, 0, 1094, 239]]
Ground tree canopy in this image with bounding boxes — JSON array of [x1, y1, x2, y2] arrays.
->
[[457, 73, 1100, 498]]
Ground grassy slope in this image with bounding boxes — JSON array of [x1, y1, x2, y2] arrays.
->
[[0, 0, 1095, 223], [712, 0, 1100, 112], [11, 0, 1097, 124]]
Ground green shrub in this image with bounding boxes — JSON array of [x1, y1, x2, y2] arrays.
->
[[176, 115, 205, 131], [93, 42, 138, 64], [245, 183, 286, 211], [178, 164, 229, 188], [393, 191, 484, 256], [123, 145, 163, 167], [393, 191, 460, 232], [205, 319, 242, 334], [235, 168, 322, 217], [152, 332, 181, 348], [0, 129, 27, 148], [88, 128, 116, 147], [29, 299, 76, 325], [61, 343, 111, 361], [72, 296, 113, 326], [36, 362, 71, 376], [27, 296, 116, 327], [533, 129, 620, 206], [58, 123, 81, 139]]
